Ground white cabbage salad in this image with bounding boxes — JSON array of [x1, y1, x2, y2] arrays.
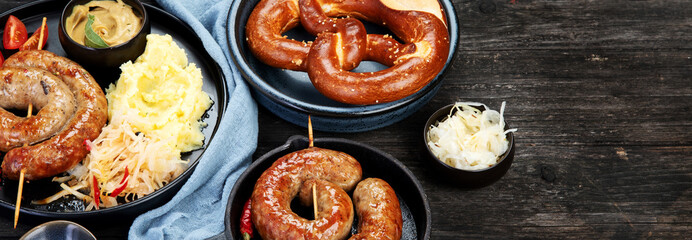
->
[[426, 102, 517, 170]]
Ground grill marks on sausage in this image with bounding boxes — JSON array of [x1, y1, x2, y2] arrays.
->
[[0, 67, 78, 152], [251, 147, 404, 240], [251, 147, 362, 240], [0, 50, 107, 180], [40, 80, 49, 95], [351, 178, 403, 240]]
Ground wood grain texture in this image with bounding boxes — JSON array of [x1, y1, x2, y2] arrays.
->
[[1, 0, 690, 239]]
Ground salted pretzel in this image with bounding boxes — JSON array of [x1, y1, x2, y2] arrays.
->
[[246, 0, 450, 105]]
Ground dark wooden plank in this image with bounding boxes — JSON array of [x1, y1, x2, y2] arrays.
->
[[425, 144, 691, 239], [436, 49, 692, 147], [456, 0, 692, 50]]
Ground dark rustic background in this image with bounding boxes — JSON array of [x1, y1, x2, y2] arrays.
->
[[0, 0, 690, 239]]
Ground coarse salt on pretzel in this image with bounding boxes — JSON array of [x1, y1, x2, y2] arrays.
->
[[246, 0, 310, 71], [246, 0, 450, 105]]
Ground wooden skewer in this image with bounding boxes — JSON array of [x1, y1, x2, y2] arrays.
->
[[14, 17, 50, 228], [15, 104, 35, 228], [14, 169, 25, 229], [312, 183, 318, 219], [26, 104, 33, 118], [308, 115, 314, 147], [38, 17, 47, 50], [307, 115, 318, 219]]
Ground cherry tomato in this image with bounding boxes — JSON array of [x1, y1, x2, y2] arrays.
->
[[19, 24, 48, 51], [0, 52, 4, 65], [3, 15, 28, 50]]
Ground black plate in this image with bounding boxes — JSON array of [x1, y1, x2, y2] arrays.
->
[[222, 136, 431, 240], [0, 0, 227, 219]]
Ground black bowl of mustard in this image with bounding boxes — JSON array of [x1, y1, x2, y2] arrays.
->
[[58, 0, 149, 70]]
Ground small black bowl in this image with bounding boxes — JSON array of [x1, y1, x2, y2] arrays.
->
[[58, 0, 150, 70], [423, 103, 515, 188]]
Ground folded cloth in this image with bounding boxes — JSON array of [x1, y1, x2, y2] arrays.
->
[[129, 0, 257, 239]]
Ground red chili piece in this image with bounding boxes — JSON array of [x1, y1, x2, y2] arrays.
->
[[109, 167, 129, 197], [240, 198, 253, 240], [92, 176, 100, 209], [83, 139, 91, 151]]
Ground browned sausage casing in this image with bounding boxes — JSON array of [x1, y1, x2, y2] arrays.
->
[[252, 147, 363, 240], [1, 50, 108, 180], [0, 67, 77, 152], [350, 178, 403, 240]]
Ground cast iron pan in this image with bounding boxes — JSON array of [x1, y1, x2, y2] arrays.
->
[[219, 135, 431, 239], [0, 0, 227, 219]]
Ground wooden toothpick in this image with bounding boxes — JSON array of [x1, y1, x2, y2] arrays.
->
[[26, 104, 32, 118], [308, 115, 314, 147], [38, 17, 46, 50], [307, 115, 318, 219], [14, 169, 26, 229], [312, 183, 318, 220], [15, 103, 35, 228]]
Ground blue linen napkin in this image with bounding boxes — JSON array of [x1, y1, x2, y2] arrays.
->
[[129, 0, 257, 239]]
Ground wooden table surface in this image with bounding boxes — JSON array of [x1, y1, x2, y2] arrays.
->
[[0, 0, 690, 239]]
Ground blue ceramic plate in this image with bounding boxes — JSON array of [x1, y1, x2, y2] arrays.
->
[[227, 0, 459, 132]]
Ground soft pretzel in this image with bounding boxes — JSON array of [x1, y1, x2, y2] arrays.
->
[[246, 0, 450, 105], [246, 0, 309, 71]]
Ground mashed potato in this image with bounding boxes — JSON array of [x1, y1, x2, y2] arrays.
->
[[106, 34, 212, 152]]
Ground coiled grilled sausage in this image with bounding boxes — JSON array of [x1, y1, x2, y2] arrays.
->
[[0, 67, 77, 152], [252, 147, 363, 240], [1, 50, 108, 180], [351, 178, 403, 240]]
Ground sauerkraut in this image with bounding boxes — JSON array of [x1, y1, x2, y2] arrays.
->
[[426, 102, 517, 170], [75, 110, 187, 209]]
